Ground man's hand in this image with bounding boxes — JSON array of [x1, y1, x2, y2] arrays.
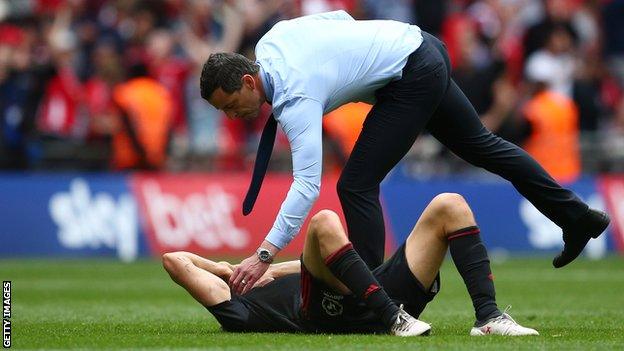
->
[[229, 254, 270, 295]]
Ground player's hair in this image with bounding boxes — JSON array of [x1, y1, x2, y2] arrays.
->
[[200, 53, 260, 100]]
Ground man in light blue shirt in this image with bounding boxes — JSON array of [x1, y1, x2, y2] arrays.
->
[[200, 11, 608, 301]]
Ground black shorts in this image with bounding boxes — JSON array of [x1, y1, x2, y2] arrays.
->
[[300, 243, 440, 333], [207, 274, 305, 333]]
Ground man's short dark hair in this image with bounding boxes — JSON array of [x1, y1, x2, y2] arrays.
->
[[200, 53, 260, 100]]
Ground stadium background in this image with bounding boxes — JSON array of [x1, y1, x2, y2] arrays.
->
[[1, 0, 624, 260], [1, 0, 623, 349]]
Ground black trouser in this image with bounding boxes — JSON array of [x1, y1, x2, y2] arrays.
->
[[337, 32, 589, 269]]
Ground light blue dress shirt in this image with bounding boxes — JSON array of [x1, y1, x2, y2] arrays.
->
[[256, 10, 423, 249]]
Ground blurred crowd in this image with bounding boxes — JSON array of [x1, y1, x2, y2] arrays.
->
[[0, 0, 623, 181]]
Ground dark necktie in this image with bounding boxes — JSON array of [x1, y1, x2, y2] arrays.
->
[[243, 114, 277, 215]]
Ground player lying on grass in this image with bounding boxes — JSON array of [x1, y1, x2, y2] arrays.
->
[[163, 193, 538, 336]]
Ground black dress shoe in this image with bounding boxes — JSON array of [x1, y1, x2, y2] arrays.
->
[[552, 208, 610, 268]]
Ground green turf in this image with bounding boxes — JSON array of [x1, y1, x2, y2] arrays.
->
[[2, 257, 623, 350]]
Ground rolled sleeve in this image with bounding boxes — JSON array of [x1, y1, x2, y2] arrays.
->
[[265, 97, 323, 249]]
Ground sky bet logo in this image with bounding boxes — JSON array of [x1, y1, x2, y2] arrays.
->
[[3, 281, 10, 348]]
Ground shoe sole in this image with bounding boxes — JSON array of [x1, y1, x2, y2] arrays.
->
[[470, 328, 485, 336], [412, 323, 431, 336], [395, 324, 431, 337], [553, 211, 611, 268], [470, 327, 539, 336]]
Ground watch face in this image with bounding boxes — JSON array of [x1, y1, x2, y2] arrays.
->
[[259, 249, 271, 262]]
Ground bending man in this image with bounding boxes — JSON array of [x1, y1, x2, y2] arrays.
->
[[200, 11, 609, 292]]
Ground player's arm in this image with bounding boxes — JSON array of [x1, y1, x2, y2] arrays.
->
[[267, 260, 301, 277], [204, 258, 300, 283], [167, 251, 235, 281], [162, 251, 298, 284], [209, 260, 302, 279], [253, 260, 301, 288]]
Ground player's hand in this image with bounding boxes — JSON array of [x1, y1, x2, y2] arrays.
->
[[253, 270, 276, 288], [215, 261, 235, 281], [229, 254, 270, 295]]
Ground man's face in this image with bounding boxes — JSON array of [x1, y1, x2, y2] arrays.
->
[[209, 74, 262, 121]]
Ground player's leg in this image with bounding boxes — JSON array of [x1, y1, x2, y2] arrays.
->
[[404, 193, 499, 321], [403, 193, 538, 335], [302, 210, 430, 335], [303, 210, 398, 325], [162, 251, 231, 307], [403, 193, 465, 289], [302, 210, 350, 294], [337, 37, 449, 269]]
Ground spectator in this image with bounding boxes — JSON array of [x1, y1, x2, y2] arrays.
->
[[361, 0, 413, 23], [442, 7, 519, 141], [413, 0, 448, 35], [36, 5, 87, 140], [0, 0, 620, 175], [178, 0, 246, 168], [323, 102, 372, 164], [525, 25, 576, 97], [83, 39, 123, 143], [239, 0, 294, 58], [602, 0, 624, 87], [449, 15, 501, 115], [111, 64, 173, 170], [0, 24, 36, 169], [521, 79, 581, 183], [603, 98, 624, 172], [573, 44, 607, 133], [146, 29, 191, 132], [523, 0, 579, 59], [465, 0, 527, 83]]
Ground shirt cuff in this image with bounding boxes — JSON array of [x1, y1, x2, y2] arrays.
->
[[265, 227, 292, 250]]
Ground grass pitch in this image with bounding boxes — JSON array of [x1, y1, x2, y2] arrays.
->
[[2, 257, 623, 350]]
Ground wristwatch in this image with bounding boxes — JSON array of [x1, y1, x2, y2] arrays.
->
[[256, 248, 274, 263]]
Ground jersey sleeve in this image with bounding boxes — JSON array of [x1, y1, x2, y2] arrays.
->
[[266, 97, 324, 249]]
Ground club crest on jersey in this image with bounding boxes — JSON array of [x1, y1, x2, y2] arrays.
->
[[321, 291, 343, 316]]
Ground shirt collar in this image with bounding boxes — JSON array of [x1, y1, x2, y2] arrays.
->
[[257, 62, 274, 105]]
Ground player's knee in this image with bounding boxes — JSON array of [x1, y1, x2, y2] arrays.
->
[[431, 193, 472, 221], [310, 210, 339, 232], [310, 210, 343, 239]]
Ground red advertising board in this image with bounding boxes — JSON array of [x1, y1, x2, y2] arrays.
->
[[598, 175, 624, 252], [131, 173, 395, 258]]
